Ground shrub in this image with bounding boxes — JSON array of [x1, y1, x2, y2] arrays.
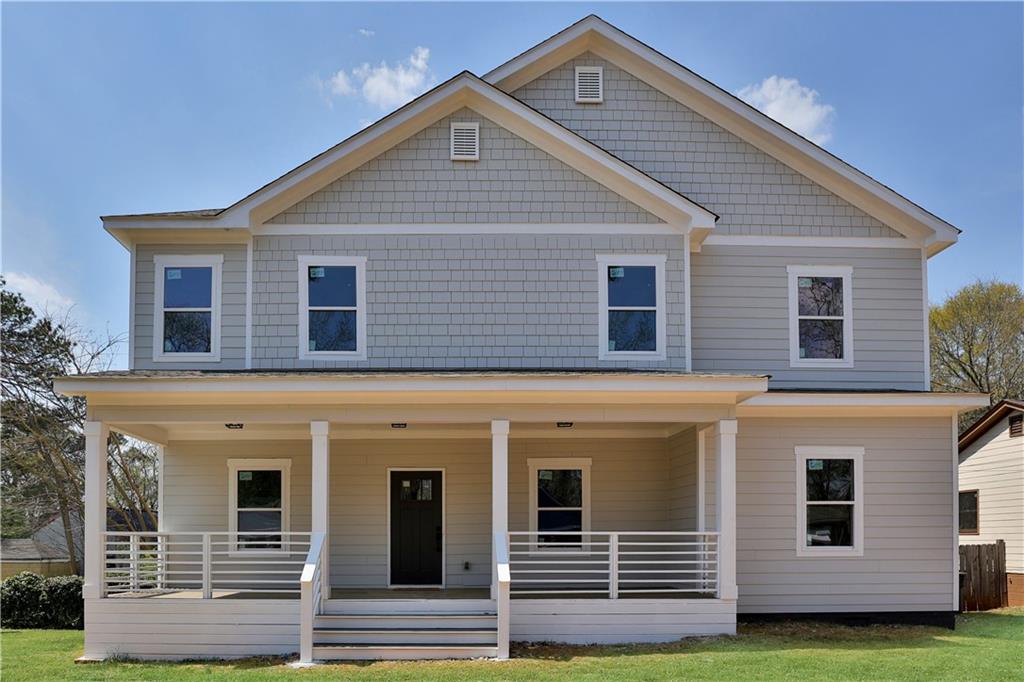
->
[[44, 575, 84, 629], [1, 571, 48, 628], [0, 572, 84, 629]]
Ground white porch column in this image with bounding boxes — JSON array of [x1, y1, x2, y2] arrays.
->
[[311, 421, 330, 597], [491, 419, 510, 599], [83, 421, 109, 601], [715, 419, 738, 601]]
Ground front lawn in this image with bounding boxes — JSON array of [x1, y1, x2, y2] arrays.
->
[[2, 609, 1022, 681]]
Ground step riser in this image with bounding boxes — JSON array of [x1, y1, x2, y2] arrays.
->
[[316, 616, 496, 629], [323, 599, 495, 614], [315, 631, 497, 645], [313, 646, 498, 661]]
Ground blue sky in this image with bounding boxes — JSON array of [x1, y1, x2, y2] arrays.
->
[[3, 2, 1021, 368]]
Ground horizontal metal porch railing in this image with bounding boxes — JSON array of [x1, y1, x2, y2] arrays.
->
[[102, 531, 313, 598], [507, 531, 719, 598]]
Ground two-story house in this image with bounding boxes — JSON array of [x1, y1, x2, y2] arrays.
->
[[57, 16, 987, 662]]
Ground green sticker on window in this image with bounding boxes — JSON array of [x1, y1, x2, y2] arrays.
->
[[808, 459, 824, 471], [166, 269, 182, 280], [310, 267, 325, 279], [798, 277, 812, 288], [539, 470, 553, 480], [239, 471, 253, 481], [609, 267, 625, 279]]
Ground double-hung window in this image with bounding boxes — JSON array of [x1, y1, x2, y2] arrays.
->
[[795, 446, 864, 556], [228, 459, 290, 552], [528, 458, 591, 547], [153, 255, 222, 362], [787, 265, 853, 367], [597, 254, 666, 360], [298, 255, 367, 360], [959, 490, 979, 534]]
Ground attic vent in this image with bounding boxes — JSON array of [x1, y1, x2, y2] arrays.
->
[[450, 122, 479, 161], [575, 66, 603, 103], [1010, 414, 1023, 438]]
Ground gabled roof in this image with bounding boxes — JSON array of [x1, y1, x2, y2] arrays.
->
[[103, 71, 717, 245], [484, 15, 961, 256], [958, 398, 1024, 453]]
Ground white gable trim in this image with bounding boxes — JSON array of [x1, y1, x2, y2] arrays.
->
[[484, 16, 960, 256]]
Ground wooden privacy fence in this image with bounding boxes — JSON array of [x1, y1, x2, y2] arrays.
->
[[959, 540, 1007, 611]]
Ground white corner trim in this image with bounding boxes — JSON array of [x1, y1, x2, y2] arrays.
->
[[596, 254, 667, 362], [297, 255, 368, 361], [794, 445, 864, 558], [152, 254, 224, 363], [696, 427, 708, 532], [245, 239, 253, 369], [786, 265, 854, 369], [921, 250, 931, 390], [128, 243, 137, 370], [950, 415, 959, 610], [683, 233, 693, 372]]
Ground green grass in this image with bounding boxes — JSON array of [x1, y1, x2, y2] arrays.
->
[[2, 609, 1022, 681]]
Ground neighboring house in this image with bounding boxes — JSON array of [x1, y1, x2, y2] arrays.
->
[[32, 508, 159, 573], [55, 16, 987, 662], [958, 399, 1024, 606], [0, 538, 73, 579]]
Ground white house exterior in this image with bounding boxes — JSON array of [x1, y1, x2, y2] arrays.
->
[[958, 399, 1024, 606], [56, 16, 987, 662]]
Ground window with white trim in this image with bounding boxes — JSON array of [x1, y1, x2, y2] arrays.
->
[[795, 446, 864, 556], [787, 265, 853, 367], [597, 254, 666, 360], [153, 255, 222, 362], [298, 255, 367, 360], [528, 458, 591, 546], [228, 459, 290, 551]]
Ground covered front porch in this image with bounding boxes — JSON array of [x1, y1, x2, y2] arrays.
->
[[64, 371, 761, 660]]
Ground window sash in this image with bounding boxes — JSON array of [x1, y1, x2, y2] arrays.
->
[[795, 447, 863, 556], [787, 266, 853, 367], [298, 256, 366, 359], [597, 255, 666, 360]]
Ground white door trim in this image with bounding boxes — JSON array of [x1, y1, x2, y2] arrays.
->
[[385, 467, 447, 589]]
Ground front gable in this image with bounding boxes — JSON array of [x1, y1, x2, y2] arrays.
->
[[269, 108, 661, 225], [512, 53, 902, 240]]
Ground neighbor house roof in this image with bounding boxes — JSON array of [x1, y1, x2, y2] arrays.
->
[[484, 15, 961, 255], [0, 538, 70, 562], [958, 398, 1024, 453]]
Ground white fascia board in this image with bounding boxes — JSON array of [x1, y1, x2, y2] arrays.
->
[[737, 392, 990, 417], [484, 16, 959, 254], [55, 373, 768, 398]]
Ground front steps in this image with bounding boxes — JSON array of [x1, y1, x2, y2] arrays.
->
[[312, 598, 499, 660]]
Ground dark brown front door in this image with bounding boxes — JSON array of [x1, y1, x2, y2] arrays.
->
[[390, 470, 443, 585]]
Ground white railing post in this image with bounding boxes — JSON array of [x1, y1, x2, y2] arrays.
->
[[201, 533, 212, 599], [129, 535, 140, 592], [83, 422, 109, 600], [310, 421, 331, 601], [715, 419, 738, 601], [299, 532, 325, 665], [494, 530, 511, 660], [609, 533, 619, 599], [491, 419, 510, 600]]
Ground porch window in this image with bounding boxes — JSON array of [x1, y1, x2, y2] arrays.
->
[[153, 255, 222, 362], [959, 490, 979, 534], [596, 254, 666, 360], [528, 458, 591, 546], [795, 446, 864, 556], [228, 459, 290, 551], [787, 265, 853, 367], [298, 255, 367, 360]]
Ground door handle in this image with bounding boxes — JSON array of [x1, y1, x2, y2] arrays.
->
[[435, 526, 442, 552]]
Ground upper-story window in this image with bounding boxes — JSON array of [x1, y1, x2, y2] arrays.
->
[[298, 255, 367, 361], [787, 265, 853, 368], [597, 254, 666, 361], [153, 254, 222, 362]]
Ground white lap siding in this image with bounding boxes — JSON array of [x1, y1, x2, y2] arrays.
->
[[735, 417, 955, 613]]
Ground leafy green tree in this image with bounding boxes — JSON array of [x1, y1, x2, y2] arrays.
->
[[930, 279, 1024, 427]]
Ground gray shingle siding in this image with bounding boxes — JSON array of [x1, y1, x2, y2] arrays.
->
[[253, 234, 687, 369], [513, 54, 902, 239], [269, 109, 661, 225]]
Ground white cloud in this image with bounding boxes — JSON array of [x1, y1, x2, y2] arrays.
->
[[4, 271, 75, 315], [318, 46, 434, 111], [736, 76, 836, 146], [358, 28, 375, 38]]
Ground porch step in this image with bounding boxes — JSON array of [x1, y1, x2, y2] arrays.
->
[[312, 643, 499, 661], [322, 598, 495, 614], [312, 607, 499, 658]]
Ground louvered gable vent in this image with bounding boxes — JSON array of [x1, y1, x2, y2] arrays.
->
[[1010, 413, 1023, 438], [575, 66, 603, 103], [450, 122, 479, 161]]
